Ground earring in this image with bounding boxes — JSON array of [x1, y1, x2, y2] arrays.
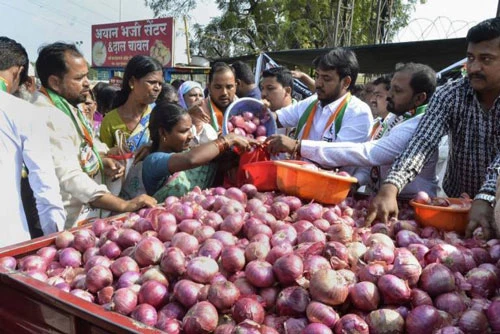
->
[[130, 85, 134, 90], [163, 136, 167, 142]]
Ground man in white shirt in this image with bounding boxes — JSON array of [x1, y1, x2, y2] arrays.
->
[[297, 63, 439, 198], [265, 48, 373, 170], [32, 42, 157, 228], [0, 37, 65, 246]]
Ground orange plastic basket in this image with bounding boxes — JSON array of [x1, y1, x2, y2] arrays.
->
[[409, 198, 471, 233], [275, 160, 357, 204], [242, 161, 277, 191]]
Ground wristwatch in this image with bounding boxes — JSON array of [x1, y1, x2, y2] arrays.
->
[[474, 193, 496, 207]]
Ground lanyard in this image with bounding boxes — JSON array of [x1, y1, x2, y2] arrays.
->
[[207, 96, 220, 132], [301, 93, 351, 140], [374, 104, 427, 140], [40, 87, 103, 171], [0, 77, 8, 92]]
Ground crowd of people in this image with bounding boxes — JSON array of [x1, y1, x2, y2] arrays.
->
[[1, 16, 500, 248]]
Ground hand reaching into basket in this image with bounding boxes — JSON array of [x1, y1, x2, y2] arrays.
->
[[264, 135, 300, 156]]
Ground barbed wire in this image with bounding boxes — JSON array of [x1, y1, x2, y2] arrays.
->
[[393, 16, 478, 42]]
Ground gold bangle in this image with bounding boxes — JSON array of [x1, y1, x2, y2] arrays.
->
[[292, 140, 301, 159], [214, 138, 225, 153]]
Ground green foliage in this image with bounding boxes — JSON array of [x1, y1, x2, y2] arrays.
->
[[145, 0, 420, 58]]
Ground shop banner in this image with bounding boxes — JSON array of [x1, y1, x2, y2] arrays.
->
[[91, 18, 174, 68]]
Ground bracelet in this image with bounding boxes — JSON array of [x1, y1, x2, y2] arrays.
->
[[214, 137, 230, 154], [291, 140, 301, 159]]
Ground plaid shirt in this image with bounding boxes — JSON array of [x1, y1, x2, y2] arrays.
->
[[385, 77, 500, 197]]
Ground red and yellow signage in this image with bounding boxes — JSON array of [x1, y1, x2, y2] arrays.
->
[[91, 18, 174, 68]]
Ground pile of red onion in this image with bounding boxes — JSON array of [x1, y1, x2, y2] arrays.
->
[[227, 111, 269, 139], [1, 184, 499, 334]]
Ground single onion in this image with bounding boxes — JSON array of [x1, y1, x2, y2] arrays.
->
[[391, 247, 422, 286], [198, 238, 223, 260], [283, 317, 308, 334], [410, 288, 433, 307], [97, 286, 114, 305], [324, 241, 349, 270], [178, 218, 202, 234], [326, 223, 353, 244], [221, 246, 246, 273], [138, 280, 168, 308], [207, 280, 240, 311], [171, 232, 199, 255], [363, 243, 395, 264], [303, 323, 333, 334], [85, 265, 113, 293], [233, 297, 265, 324], [36, 246, 58, 263], [260, 286, 279, 310], [349, 281, 380, 311], [366, 309, 404, 334], [55, 230, 74, 249], [72, 229, 96, 252], [183, 301, 219, 334], [419, 263, 456, 297], [70, 289, 95, 303], [109, 256, 139, 278], [58, 248, 82, 268], [139, 266, 168, 286], [296, 203, 323, 221], [309, 269, 349, 306], [306, 301, 339, 327], [156, 318, 181, 333], [276, 286, 310, 317], [0, 256, 17, 270], [465, 267, 497, 298], [160, 247, 186, 277], [116, 271, 141, 289], [405, 305, 442, 333], [273, 253, 303, 285], [334, 314, 369, 334], [377, 274, 411, 305], [245, 260, 275, 288], [173, 279, 204, 308], [157, 301, 186, 321], [133, 236, 165, 266], [458, 309, 489, 334], [358, 263, 386, 284], [131, 303, 157, 326], [116, 228, 142, 249], [186, 256, 219, 283], [487, 300, 500, 331], [194, 225, 215, 243]]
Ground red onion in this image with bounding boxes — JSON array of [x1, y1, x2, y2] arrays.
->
[[326, 223, 353, 244], [186, 256, 219, 283], [270, 202, 290, 220], [156, 318, 181, 333], [303, 255, 331, 279], [425, 244, 466, 273], [158, 221, 178, 242], [393, 219, 420, 234], [312, 219, 330, 232], [273, 253, 303, 285], [259, 286, 279, 310], [240, 183, 258, 197], [183, 301, 219, 334], [296, 203, 323, 221], [70, 289, 95, 303], [82, 247, 100, 263], [36, 246, 57, 263], [85, 265, 113, 293], [305, 301, 339, 327], [405, 305, 442, 333], [0, 256, 17, 270], [366, 233, 395, 250], [410, 288, 433, 307], [246, 221, 273, 240], [172, 202, 194, 221], [55, 230, 74, 249], [283, 317, 308, 334], [116, 271, 140, 289], [489, 244, 500, 262], [349, 281, 380, 311], [293, 220, 314, 234], [25, 270, 48, 281], [334, 314, 369, 334], [298, 227, 326, 244], [303, 323, 333, 334], [465, 267, 497, 298], [458, 310, 489, 334], [271, 225, 297, 247], [160, 247, 186, 277], [232, 275, 257, 296], [198, 238, 223, 260], [98, 240, 120, 259], [309, 269, 349, 306], [276, 286, 310, 317], [110, 256, 139, 277], [133, 236, 165, 266], [173, 279, 204, 308], [58, 248, 82, 268], [366, 309, 404, 334], [193, 225, 215, 243], [214, 324, 235, 334], [116, 228, 142, 249], [324, 241, 348, 270], [97, 286, 114, 305], [72, 229, 96, 252], [377, 273, 411, 305], [132, 218, 154, 233], [219, 200, 245, 218], [233, 297, 265, 324], [419, 263, 456, 297], [212, 230, 237, 247], [265, 243, 293, 264], [391, 247, 422, 286], [178, 218, 202, 234], [434, 292, 467, 317], [225, 187, 247, 203], [487, 300, 500, 331], [131, 303, 157, 326], [363, 243, 394, 264], [138, 280, 168, 308], [435, 327, 464, 334], [157, 301, 186, 321], [396, 230, 423, 247], [207, 280, 240, 311], [139, 266, 168, 286], [221, 246, 246, 272], [245, 260, 275, 288], [357, 263, 386, 284], [276, 195, 302, 212]]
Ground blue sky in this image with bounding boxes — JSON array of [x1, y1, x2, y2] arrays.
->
[[0, 0, 497, 64]]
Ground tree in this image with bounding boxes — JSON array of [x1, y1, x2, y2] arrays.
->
[[145, 0, 423, 59]]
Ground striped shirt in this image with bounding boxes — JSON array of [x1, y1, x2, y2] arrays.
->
[[385, 77, 500, 197]]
